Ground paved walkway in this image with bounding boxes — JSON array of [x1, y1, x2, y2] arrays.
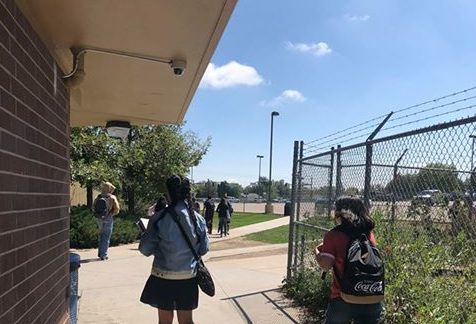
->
[[76, 217, 300, 324]]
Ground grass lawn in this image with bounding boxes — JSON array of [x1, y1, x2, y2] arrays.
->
[[211, 212, 279, 229], [245, 225, 289, 244]]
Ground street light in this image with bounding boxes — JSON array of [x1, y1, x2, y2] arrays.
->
[[256, 155, 264, 196], [266, 111, 279, 213]]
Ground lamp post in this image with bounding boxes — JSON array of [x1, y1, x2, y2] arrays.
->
[[256, 155, 264, 196], [266, 111, 279, 213]]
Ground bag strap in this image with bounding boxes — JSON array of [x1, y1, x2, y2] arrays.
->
[[167, 207, 201, 262]]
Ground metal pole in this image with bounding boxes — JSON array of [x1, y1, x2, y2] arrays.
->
[[470, 136, 476, 199], [392, 149, 408, 223], [364, 112, 393, 210], [287, 141, 299, 279], [363, 144, 373, 210], [266, 111, 279, 213], [328, 147, 335, 219], [293, 141, 304, 270], [335, 145, 342, 198], [268, 117, 274, 204], [257, 155, 264, 197]]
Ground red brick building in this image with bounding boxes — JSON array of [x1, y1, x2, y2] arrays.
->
[[0, 1, 236, 322]]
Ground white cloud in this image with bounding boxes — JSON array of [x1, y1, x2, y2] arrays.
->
[[261, 89, 306, 107], [286, 41, 332, 57], [344, 14, 370, 23], [200, 61, 264, 89]]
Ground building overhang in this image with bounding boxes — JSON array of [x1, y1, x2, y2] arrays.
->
[[16, 0, 237, 126]]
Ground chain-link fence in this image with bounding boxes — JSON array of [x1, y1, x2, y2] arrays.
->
[[286, 115, 476, 322]]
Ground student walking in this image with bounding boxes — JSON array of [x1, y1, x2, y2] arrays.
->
[[216, 198, 231, 237], [314, 196, 384, 324], [93, 182, 120, 260], [203, 196, 215, 235], [139, 175, 209, 324]]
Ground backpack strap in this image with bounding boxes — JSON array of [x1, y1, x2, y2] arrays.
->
[[167, 207, 201, 262]]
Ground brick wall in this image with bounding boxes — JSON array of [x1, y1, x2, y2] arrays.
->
[[0, 0, 70, 323]]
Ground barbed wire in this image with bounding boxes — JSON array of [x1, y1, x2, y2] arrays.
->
[[304, 121, 381, 152], [381, 104, 476, 133], [304, 113, 388, 147], [304, 85, 476, 154], [304, 106, 476, 156]]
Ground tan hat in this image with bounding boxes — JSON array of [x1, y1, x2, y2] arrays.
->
[[102, 182, 116, 193]]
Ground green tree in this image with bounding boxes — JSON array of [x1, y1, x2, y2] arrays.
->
[[71, 125, 210, 213], [117, 125, 210, 212], [416, 163, 464, 193], [275, 180, 291, 199], [216, 181, 243, 198], [343, 187, 360, 196], [385, 163, 464, 199], [194, 179, 217, 198], [70, 127, 119, 208]]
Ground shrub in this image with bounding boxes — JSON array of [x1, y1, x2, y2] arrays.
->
[[284, 209, 476, 323], [283, 269, 331, 323], [70, 205, 139, 249]]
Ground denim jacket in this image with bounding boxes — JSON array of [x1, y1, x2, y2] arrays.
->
[[139, 201, 209, 280]]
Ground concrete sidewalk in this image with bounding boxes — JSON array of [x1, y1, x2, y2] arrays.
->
[[76, 218, 300, 324]]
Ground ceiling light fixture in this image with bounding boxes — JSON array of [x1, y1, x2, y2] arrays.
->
[[105, 120, 131, 140]]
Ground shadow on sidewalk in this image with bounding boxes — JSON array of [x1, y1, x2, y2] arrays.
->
[[223, 288, 299, 324]]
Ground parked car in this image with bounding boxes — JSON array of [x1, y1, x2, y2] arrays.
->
[[412, 189, 441, 206]]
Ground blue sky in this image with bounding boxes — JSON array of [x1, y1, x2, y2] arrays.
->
[[184, 0, 476, 186]]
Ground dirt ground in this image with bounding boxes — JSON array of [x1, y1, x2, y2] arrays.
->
[[209, 236, 288, 261], [210, 236, 266, 251]]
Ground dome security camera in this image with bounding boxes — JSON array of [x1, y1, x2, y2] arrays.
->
[[170, 60, 186, 76]]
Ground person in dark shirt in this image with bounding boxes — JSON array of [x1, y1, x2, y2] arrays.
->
[[216, 198, 231, 237], [203, 196, 215, 235]]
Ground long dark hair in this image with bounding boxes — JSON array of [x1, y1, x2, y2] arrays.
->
[[166, 175, 199, 232], [334, 196, 375, 234], [154, 195, 168, 213]]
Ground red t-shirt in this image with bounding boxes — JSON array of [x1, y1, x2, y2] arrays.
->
[[319, 230, 377, 299]]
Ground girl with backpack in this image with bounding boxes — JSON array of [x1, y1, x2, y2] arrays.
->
[[139, 175, 209, 324], [314, 196, 384, 324]]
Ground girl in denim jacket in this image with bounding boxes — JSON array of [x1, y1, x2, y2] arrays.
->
[[139, 175, 209, 324]]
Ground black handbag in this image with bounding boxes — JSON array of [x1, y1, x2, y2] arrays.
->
[[168, 208, 215, 297]]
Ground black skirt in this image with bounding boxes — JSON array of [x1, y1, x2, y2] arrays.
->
[[140, 275, 199, 310]]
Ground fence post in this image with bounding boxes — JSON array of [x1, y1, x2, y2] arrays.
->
[[293, 141, 304, 271], [300, 234, 305, 272], [364, 112, 394, 210], [363, 144, 373, 209], [335, 145, 342, 198], [287, 141, 300, 280], [327, 147, 335, 219], [392, 149, 408, 222]]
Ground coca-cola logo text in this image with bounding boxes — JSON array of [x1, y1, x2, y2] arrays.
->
[[354, 281, 383, 293]]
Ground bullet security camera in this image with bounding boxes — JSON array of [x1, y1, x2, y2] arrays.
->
[[170, 60, 186, 76]]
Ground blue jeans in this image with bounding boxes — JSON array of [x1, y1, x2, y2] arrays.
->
[[325, 298, 382, 324], [97, 218, 113, 258]]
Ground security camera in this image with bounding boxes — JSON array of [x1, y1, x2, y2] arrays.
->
[[170, 60, 186, 76]]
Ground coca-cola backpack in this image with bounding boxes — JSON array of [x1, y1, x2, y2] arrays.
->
[[334, 227, 385, 304]]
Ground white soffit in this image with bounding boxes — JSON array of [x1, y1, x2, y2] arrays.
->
[[16, 0, 237, 126]]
